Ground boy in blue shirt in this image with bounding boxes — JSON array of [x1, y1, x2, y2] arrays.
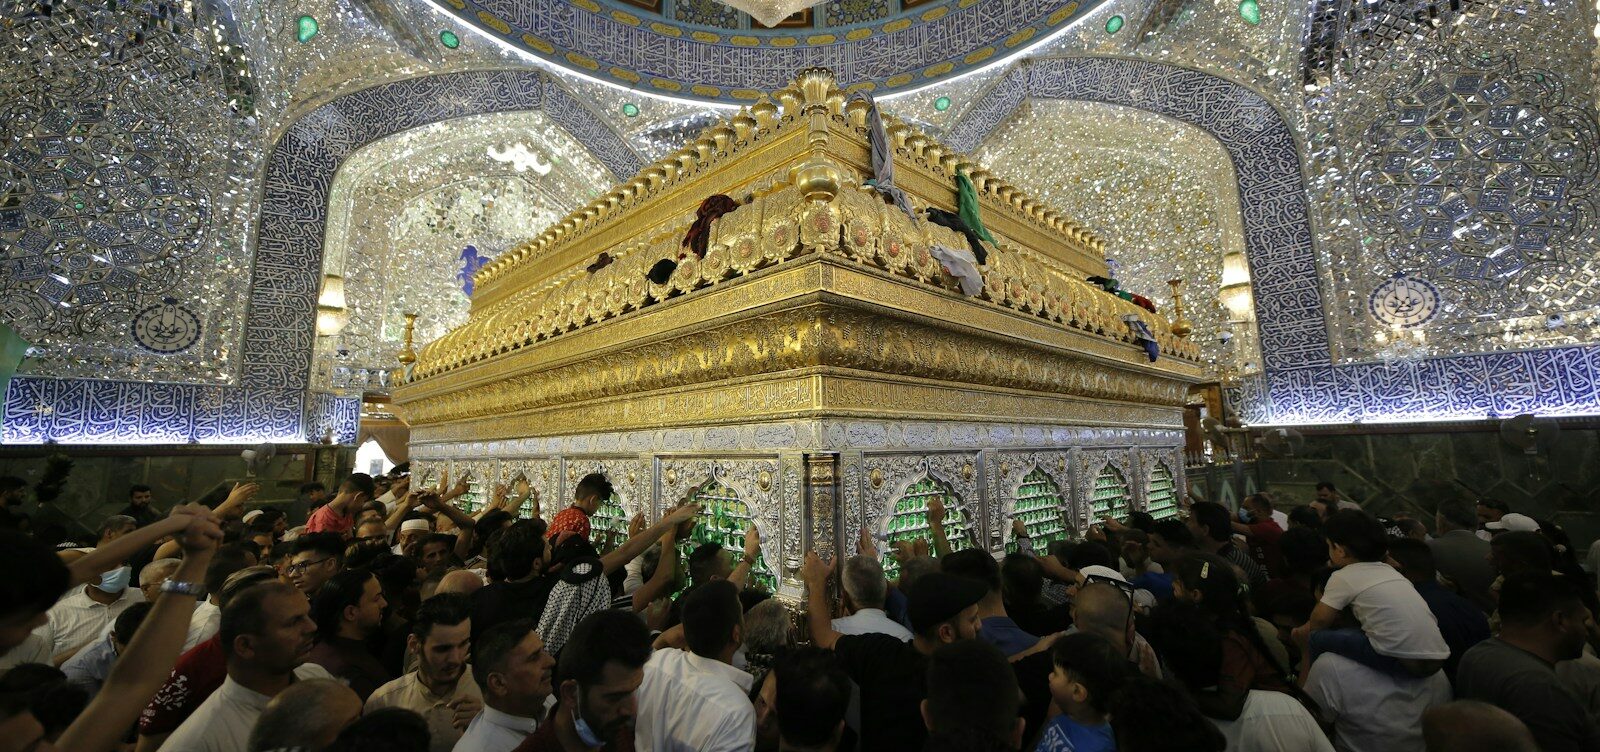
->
[[1036, 632, 1129, 752]]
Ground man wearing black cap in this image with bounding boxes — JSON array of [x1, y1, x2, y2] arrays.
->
[[803, 552, 986, 752]]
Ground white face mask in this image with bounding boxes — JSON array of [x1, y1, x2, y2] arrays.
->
[[98, 566, 132, 594], [572, 702, 606, 748]]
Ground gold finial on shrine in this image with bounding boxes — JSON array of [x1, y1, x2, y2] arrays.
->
[[1167, 279, 1194, 339], [398, 313, 419, 365]]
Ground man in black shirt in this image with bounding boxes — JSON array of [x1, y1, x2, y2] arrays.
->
[[121, 484, 161, 528], [804, 553, 987, 752]]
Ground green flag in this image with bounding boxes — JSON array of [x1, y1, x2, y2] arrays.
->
[[956, 169, 997, 245]]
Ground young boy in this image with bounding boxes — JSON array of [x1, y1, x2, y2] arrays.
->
[[1037, 632, 1128, 752], [1292, 509, 1450, 677]]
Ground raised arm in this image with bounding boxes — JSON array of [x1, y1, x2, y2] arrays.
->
[[384, 491, 419, 534], [69, 510, 204, 586], [631, 528, 681, 612], [727, 526, 762, 590], [421, 491, 476, 533], [802, 552, 841, 650], [54, 509, 222, 752], [210, 481, 260, 520], [927, 496, 952, 558], [601, 504, 702, 575]]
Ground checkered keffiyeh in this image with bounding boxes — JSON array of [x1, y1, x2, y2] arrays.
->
[[537, 559, 613, 655]]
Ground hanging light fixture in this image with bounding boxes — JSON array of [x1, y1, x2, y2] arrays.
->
[[1218, 251, 1255, 323], [713, 0, 828, 27], [316, 274, 350, 336]]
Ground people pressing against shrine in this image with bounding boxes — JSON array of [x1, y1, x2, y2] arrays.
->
[[1169, 552, 1296, 720], [1187, 501, 1268, 589], [942, 549, 1040, 657], [634, 580, 755, 751], [1229, 493, 1286, 577], [546, 473, 614, 543], [307, 569, 392, 701], [1291, 510, 1450, 681]]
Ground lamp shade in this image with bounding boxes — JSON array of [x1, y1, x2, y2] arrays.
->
[[714, 0, 828, 27], [317, 274, 347, 310]]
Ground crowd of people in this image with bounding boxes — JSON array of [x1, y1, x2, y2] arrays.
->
[[0, 470, 1595, 752]]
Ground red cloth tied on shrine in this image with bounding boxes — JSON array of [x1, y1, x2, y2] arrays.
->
[[649, 194, 741, 284]]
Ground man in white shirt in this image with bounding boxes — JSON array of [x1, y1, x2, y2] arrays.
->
[[1304, 651, 1452, 752], [161, 581, 333, 752], [368, 593, 483, 752], [32, 561, 146, 660], [455, 619, 556, 752], [831, 555, 912, 641], [635, 580, 756, 752]]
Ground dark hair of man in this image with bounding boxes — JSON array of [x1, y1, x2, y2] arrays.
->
[[112, 601, 154, 645], [688, 543, 725, 586], [300, 481, 327, 495], [294, 532, 348, 563], [472, 619, 538, 690], [941, 549, 1002, 593], [476, 509, 515, 538], [0, 664, 87, 739], [129, 484, 152, 497], [1499, 572, 1586, 628], [412, 592, 472, 642], [1387, 538, 1436, 581], [362, 501, 387, 518], [575, 473, 613, 503], [0, 530, 70, 623], [1286, 506, 1321, 530], [1143, 602, 1224, 693], [1315, 482, 1337, 493], [1050, 632, 1131, 715], [343, 473, 377, 499], [1066, 541, 1114, 571], [205, 544, 258, 599], [489, 521, 544, 581], [1245, 493, 1275, 511], [1430, 499, 1473, 530], [1148, 519, 1195, 549], [1127, 511, 1156, 533], [774, 647, 851, 748], [327, 707, 431, 752], [419, 533, 456, 556], [365, 552, 419, 599], [312, 569, 376, 639], [1321, 509, 1388, 561], [1188, 502, 1232, 543], [1171, 553, 1292, 684], [1278, 526, 1329, 576], [924, 640, 1020, 742], [1000, 553, 1043, 609], [1109, 675, 1226, 752], [1492, 531, 1555, 576], [557, 609, 651, 689], [1477, 498, 1511, 515], [221, 581, 301, 657], [0, 477, 24, 494], [682, 579, 742, 659]]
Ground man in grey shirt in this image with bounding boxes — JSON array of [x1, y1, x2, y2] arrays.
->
[[1430, 498, 1496, 613], [1456, 572, 1600, 752]]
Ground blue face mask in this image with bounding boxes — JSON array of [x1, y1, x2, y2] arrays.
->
[[572, 702, 605, 748], [1237, 507, 1252, 523], [98, 566, 132, 594]]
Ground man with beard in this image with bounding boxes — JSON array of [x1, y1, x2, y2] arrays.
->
[[122, 485, 161, 528], [159, 581, 332, 752], [513, 609, 651, 751], [366, 593, 483, 752]]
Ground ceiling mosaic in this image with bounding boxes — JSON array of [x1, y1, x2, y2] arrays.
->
[[319, 111, 611, 393], [426, 0, 1111, 101]]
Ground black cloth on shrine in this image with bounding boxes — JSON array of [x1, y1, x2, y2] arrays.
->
[[924, 207, 989, 266], [682, 194, 739, 258]]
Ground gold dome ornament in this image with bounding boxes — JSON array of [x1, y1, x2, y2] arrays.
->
[[1167, 278, 1194, 339]]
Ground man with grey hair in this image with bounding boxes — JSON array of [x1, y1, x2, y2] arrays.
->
[[832, 555, 912, 641], [139, 558, 182, 603], [247, 677, 362, 752], [1430, 498, 1495, 612]]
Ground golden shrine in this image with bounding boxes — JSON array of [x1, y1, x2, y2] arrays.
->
[[392, 69, 1205, 596]]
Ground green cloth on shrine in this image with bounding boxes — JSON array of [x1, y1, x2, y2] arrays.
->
[[955, 169, 997, 246]]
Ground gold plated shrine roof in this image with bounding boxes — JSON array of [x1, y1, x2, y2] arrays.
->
[[392, 69, 1205, 441]]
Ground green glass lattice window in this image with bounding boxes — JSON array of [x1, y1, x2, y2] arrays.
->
[[457, 471, 488, 515], [1147, 463, 1178, 520], [1007, 468, 1070, 553], [1091, 464, 1131, 522], [685, 479, 776, 592], [589, 491, 630, 541], [883, 476, 972, 579]]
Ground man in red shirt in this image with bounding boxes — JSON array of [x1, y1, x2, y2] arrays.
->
[[305, 474, 377, 537], [545, 474, 613, 542], [1230, 492, 1286, 578]]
